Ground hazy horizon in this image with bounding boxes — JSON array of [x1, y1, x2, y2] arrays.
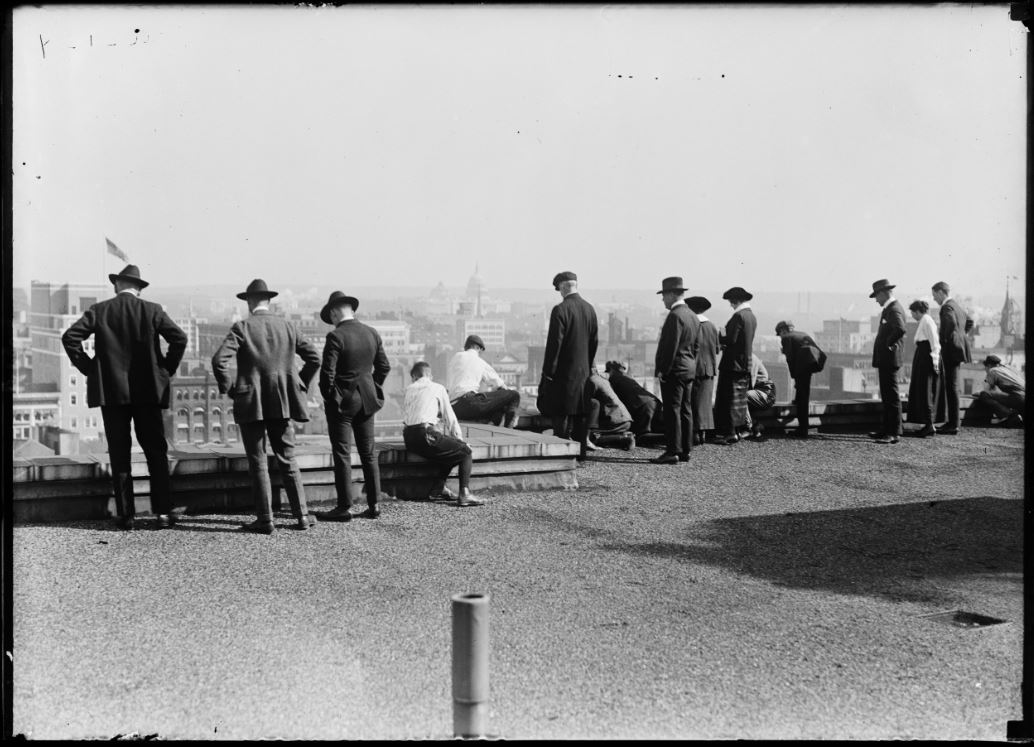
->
[[13, 4, 1026, 298]]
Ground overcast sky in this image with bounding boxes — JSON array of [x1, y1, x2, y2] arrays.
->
[[12, 3, 1027, 298]]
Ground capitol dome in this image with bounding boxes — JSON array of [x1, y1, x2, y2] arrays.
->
[[465, 264, 487, 299]]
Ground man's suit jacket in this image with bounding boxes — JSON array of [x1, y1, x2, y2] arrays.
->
[[871, 300, 908, 369], [211, 310, 321, 424], [938, 298, 972, 365], [541, 293, 599, 415], [62, 292, 187, 408], [319, 319, 391, 417], [654, 303, 700, 381], [780, 330, 827, 379], [695, 319, 720, 379], [718, 307, 757, 374], [608, 370, 662, 415]]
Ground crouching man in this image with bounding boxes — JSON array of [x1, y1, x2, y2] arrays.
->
[[402, 362, 484, 506]]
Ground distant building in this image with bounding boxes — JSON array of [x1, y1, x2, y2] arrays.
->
[[167, 372, 238, 445], [367, 319, 413, 356], [28, 281, 110, 441], [813, 318, 875, 355], [12, 390, 60, 441], [460, 319, 505, 351]]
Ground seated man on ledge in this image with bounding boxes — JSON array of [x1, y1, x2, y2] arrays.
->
[[585, 371, 635, 451], [744, 354, 777, 440], [403, 361, 484, 506], [447, 335, 521, 428], [974, 355, 1025, 427]]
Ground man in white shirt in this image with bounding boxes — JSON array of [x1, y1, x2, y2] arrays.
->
[[447, 335, 521, 428], [975, 355, 1025, 426], [403, 361, 484, 506]]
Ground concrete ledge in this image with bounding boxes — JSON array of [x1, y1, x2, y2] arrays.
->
[[12, 425, 580, 523]]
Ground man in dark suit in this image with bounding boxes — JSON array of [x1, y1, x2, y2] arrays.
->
[[776, 320, 827, 439], [868, 279, 908, 444], [316, 291, 391, 521], [539, 271, 599, 459], [605, 361, 664, 437], [651, 277, 700, 464], [714, 286, 757, 445], [686, 296, 719, 445], [62, 264, 187, 530], [931, 280, 973, 435], [212, 279, 322, 534]]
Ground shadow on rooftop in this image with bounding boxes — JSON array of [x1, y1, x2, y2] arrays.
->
[[600, 495, 1023, 605]]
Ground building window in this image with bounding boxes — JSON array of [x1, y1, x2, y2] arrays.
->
[[70, 393, 77, 406], [70, 375, 77, 387], [70, 417, 77, 428], [963, 379, 974, 395], [176, 391, 183, 400]]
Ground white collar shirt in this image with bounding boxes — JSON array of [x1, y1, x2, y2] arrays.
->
[[913, 312, 941, 366], [403, 377, 463, 440], [447, 349, 505, 401], [882, 296, 898, 310], [117, 288, 140, 297], [733, 301, 752, 312]]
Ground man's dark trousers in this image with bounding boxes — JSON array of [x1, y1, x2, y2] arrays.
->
[[878, 366, 903, 436], [403, 424, 473, 492], [451, 390, 520, 425], [239, 419, 307, 521], [939, 360, 962, 429], [326, 401, 380, 510], [793, 373, 812, 435], [661, 376, 694, 456], [101, 405, 172, 516]]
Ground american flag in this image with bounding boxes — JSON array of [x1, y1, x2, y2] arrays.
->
[[105, 237, 129, 263]]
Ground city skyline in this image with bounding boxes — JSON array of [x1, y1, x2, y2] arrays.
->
[[12, 4, 1026, 297]]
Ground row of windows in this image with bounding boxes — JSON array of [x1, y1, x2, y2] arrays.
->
[[175, 408, 228, 418], [175, 389, 222, 400]]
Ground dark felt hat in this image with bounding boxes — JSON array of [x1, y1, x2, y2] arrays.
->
[[982, 355, 1002, 367], [108, 264, 149, 289], [685, 295, 711, 313], [320, 290, 360, 324], [657, 276, 687, 295], [464, 334, 486, 350], [868, 279, 896, 298], [722, 286, 753, 302], [552, 271, 577, 289], [236, 278, 279, 301]]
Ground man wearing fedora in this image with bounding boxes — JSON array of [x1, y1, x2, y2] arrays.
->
[[212, 279, 322, 533], [868, 279, 908, 444], [447, 334, 521, 428], [713, 286, 757, 445], [539, 271, 599, 458], [931, 281, 973, 435], [316, 290, 391, 521], [686, 295, 719, 445], [651, 277, 700, 464], [62, 264, 188, 530]]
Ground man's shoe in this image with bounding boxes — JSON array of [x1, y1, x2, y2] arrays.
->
[[677, 453, 690, 462], [429, 486, 457, 501], [622, 433, 636, 450], [115, 516, 135, 530], [584, 439, 599, 452], [239, 519, 275, 534], [874, 435, 900, 444], [868, 431, 887, 439], [154, 514, 175, 530], [650, 452, 681, 465], [990, 415, 1009, 426], [294, 514, 317, 530], [317, 506, 353, 522], [935, 426, 959, 435], [457, 494, 485, 507], [715, 434, 740, 445], [913, 425, 936, 437], [360, 506, 381, 519]]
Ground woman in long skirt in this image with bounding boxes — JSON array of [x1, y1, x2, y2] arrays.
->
[[906, 299, 940, 437]]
